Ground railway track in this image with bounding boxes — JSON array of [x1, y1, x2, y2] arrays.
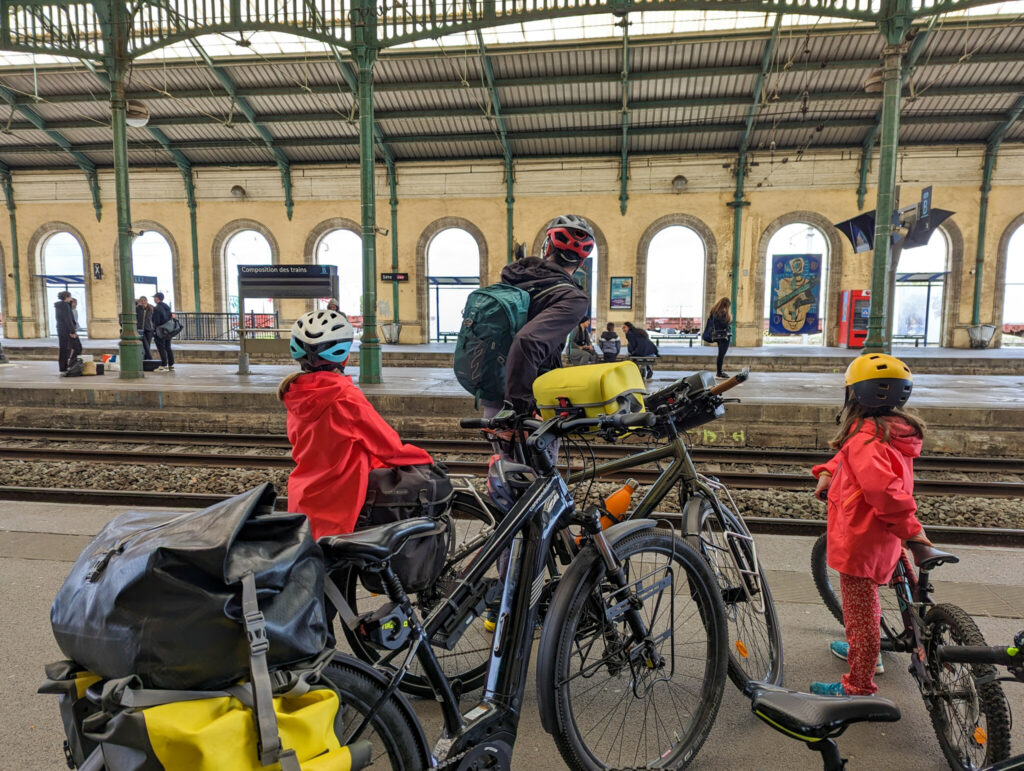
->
[[0, 484, 1019, 547], [1, 426, 1020, 474], [0, 443, 1021, 498]]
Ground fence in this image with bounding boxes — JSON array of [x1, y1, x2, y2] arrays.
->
[[175, 312, 280, 341]]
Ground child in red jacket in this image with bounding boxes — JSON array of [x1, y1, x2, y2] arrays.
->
[[810, 353, 930, 696], [278, 310, 432, 539]]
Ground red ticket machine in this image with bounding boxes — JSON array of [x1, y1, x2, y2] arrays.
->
[[838, 289, 871, 348]]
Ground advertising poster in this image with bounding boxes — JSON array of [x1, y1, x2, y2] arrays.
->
[[610, 277, 633, 310], [769, 254, 822, 335]]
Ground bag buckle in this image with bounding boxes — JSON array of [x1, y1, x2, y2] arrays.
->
[[244, 609, 270, 655]]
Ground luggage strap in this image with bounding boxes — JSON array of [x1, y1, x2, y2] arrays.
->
[[323, 574, 361, 632]]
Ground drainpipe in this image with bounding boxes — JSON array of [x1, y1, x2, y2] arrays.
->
[[388, 160, 400, 326], [0, 172, 23, 337], [972, 146, 995, 327]]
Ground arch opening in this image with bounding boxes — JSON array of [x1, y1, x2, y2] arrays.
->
[[763, 223, 830, 346], [316, 229, 363, 331], [40, 232, 87, 338], [644, 225, 706, 335], [893, 228, 949, 347], [1001, 224, 1024, 347], [224, 229, 274, 315], [132, 231, 175, 309], [426, 228, 480, 341]]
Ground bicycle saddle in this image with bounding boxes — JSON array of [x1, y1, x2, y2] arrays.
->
[[746, 682, 901, 741], [319, 518, 441, 566], [906, 541, 959, 571]]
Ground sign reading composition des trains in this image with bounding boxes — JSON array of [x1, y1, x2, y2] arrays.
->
[[236, 264, 339, 299]]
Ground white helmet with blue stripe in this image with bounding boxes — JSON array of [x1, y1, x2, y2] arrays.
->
[[290, 309, 354, 370]]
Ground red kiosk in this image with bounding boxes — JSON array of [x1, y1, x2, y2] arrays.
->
[[838, 289, 871, 348]]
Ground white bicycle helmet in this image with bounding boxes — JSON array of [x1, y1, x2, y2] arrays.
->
[[289, 309, 354, 370]]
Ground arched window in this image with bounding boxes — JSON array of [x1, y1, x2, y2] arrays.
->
[[893, 229, 949, 347], [645, 225, 706, 334], [132, 231, 174, 309], [763, 223, 830, 345], [1002, 224, 1024, 347], [316, 229, 363, 329], [224, 230, 273, 314], [426, 228, 479, 341], [41, 232, 87, 337]]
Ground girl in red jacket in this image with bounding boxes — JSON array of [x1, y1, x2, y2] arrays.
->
[[278, 310, 432, 539], [810, 353, 930, 697]]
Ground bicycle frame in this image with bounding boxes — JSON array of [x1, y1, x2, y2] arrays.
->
[[889, 554, 937, 688]]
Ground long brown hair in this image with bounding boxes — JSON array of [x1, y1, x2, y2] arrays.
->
[[830, 399, 926, 450], [710, 297, 732, 324], [622, 321, 650, 340]]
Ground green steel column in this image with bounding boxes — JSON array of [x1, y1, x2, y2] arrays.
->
[[505, 157, 514, 264], [108, 53, 143, 377], [356, 41, 381, 384], [728, 196, 748, 340], [189, 199, 201, 314], [973, 148, 995, 326], [863, 16, 909, 354], [388, 160, 400, 325], [0, 172, 23, 337]]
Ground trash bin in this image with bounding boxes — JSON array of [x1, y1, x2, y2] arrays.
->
[[967, 324, 996, 349], [380, 323, 402, 344]]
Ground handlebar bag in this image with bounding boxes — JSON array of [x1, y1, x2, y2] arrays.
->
[[533, 360, 647, 427], [356, 464, 453, 594], [50, 483, 329, 690]]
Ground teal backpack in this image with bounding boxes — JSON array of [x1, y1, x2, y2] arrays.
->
[[454, 283, 533, 407]]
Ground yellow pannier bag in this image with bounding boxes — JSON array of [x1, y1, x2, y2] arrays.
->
[[533, 360, 647, 422]]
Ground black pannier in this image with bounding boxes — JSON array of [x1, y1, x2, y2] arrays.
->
[[49, 484, 329, 690], [356, 464, 453, 594]]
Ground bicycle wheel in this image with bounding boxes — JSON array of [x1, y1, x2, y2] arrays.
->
[[810, 532, 905, 645], [694, 497, 783, 689], [924, 603, 1011, 770], [340, 490, 498, 699], [322, 654, 432, 770], [545, 530, 728, 770]]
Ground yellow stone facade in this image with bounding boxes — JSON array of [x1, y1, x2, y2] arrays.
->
[[2, 145, 1022, 347]]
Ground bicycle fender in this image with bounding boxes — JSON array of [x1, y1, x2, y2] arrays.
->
[[535, 518, 657, 735], [682, 494, 711, 540]]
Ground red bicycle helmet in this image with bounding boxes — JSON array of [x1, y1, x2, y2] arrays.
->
[[543, 214, 596, 267]]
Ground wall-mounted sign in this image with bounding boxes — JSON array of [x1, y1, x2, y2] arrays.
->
[[610, 277, 633, 310], [381, 272, 409, 282], [769, 254, 822, 335], [237, 264, 338, 299]]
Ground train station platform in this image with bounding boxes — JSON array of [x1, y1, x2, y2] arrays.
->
[[3, 499, 1022, 770], [0, 359, 1022, 455], [5, 336, 1024, 375]]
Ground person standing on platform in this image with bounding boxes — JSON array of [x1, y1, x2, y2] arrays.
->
[[136, 296, 154, 360], [54, 290, 76, 373], [152, 292, 175, 372], [326, 298, 340, 311], [702, 297, 733, 379], [68, 297, 84, 363], [599, 322, 621, 362]]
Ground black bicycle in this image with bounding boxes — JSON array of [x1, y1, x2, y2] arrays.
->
[[743, 630, 1023, 770], [811, 537, 1012, 768], [317, 410, 729, 769]]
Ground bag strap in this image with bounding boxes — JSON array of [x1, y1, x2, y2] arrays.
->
[[241, 572, 300, 771], [323, 574, 361, 632]]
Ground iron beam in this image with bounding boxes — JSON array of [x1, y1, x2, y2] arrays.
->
[[0, 165, 23, 337], [476, 31, 516, 262], [618, 17, 631, 216]]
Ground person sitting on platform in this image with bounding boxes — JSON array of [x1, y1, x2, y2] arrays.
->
[[622, 321, 658, 379], [278, 309, 432, 538], [598, 322, 621, 362]]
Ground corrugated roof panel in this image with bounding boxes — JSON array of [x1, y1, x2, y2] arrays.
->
[[4, 151, 78, 168], [158, 123, 263, 142], [772, 66, 878, 95], [0, 129, 55, 146], [925, 24, 1024, 58], [90, 149, 173, 167], [501, 81, 620, 108], [60, 127, 119, 145], [244, 92, 351, 116], [376, 56, 480, 85], [904, 93, 1017, 115], [491, 47, 619, 80], [380, 115, 496, 137], [3, 69, 101, 97], [31, 100, 109, 124], [918, 60, 1024, 90], [262, 121, 357, 140], [186, 147, 284, 165], [281, 144, 358, 163], [631, 74, 754, 102], [632, 129, 743, 153], [396, 139, 501, 159], [511, 135, 620, 157], [129, 65, 224, 92], [506, 110, 618, 135], [223, 60, 341, 89], [901, 122, 995, 144], [375, 86, 483, 113], [147, 96, 235, 118]]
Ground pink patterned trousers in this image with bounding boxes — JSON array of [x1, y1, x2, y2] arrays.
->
[[839, 572, 881, 695]]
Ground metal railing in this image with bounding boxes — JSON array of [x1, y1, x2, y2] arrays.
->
[[175, 312, 279, 341]]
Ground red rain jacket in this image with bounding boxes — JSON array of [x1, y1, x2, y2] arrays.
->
[[812, 417, 924, 585], [282, 370, 433, 539]]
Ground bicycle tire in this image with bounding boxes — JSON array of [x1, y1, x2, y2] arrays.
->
[[322, 654, 432, 770], [340, 490, 498, 699], [810, 532, 905, 645], [693, 498, 783, 689], [923, 603, 1011, 770], [543, 530, 728, 770]]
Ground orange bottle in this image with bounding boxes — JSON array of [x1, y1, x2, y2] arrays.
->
[[600, 478, 638, 530]]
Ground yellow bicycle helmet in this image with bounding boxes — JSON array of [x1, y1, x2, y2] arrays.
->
[[844, 353, 913, 410]]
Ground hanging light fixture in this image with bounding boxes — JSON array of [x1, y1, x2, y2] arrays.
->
[[124, 100, 150, 128]]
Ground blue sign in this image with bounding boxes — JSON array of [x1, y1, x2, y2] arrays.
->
[[769, 254, 822, 335]]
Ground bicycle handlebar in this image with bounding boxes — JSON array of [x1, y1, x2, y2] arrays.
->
[[937, 642, 1023, 674], [709, 367, 749, 396], [460, 410, 654, 434]]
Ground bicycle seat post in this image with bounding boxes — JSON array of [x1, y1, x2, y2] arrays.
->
[[810, 738, 846, 771]]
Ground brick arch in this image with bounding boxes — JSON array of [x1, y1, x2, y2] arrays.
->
[[109, 220, 183, 313], [634, 214, 719, 327], [27, 221, 93, 337], [416, 217, 488, 342], [303, 217, 362, 313], [991, 213, 1024, 348], [530, 216, 610, 318], [926, 219, 963, 348], [211, 219, 279, 313], [755, 211, 845, 347]]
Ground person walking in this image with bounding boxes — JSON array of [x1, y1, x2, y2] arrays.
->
[[809, 353, 929, 697], [702, 297, 733, 379], [152, 292, 175, 372], [622, 321, 657, 379], [136, 296, 154, 360], [598, 321, 621, 362], [68, 297, 84, 363], [54, 290, 76, 373], [567, 316, 598, 366]]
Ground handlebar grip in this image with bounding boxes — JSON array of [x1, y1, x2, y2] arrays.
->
[[613, 411, 656, 429], [709, 367, 750, 396], [937, 644, 1019, 667], [459, 418, 489, 429]]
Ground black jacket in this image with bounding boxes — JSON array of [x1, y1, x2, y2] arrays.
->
[[152, 301, 172, 328], [500, 257, 589, 412], [704, 313, 731, 342], [626, 328, 658, 357], [54, 300, 75, 336], [136, 304, 154, 332]]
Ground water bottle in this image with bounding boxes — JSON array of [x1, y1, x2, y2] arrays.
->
[[599, 478, 638, 529]]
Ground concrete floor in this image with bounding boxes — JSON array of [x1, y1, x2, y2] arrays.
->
[[2, 501, 1022, 770]]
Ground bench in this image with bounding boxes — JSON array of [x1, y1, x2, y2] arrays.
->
[[650, 332, 700, 348], [892, 334, 927, 347]]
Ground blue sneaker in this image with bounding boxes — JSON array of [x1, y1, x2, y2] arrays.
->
[[810, 681, 847, 696], [829, 641, 884, 674]]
